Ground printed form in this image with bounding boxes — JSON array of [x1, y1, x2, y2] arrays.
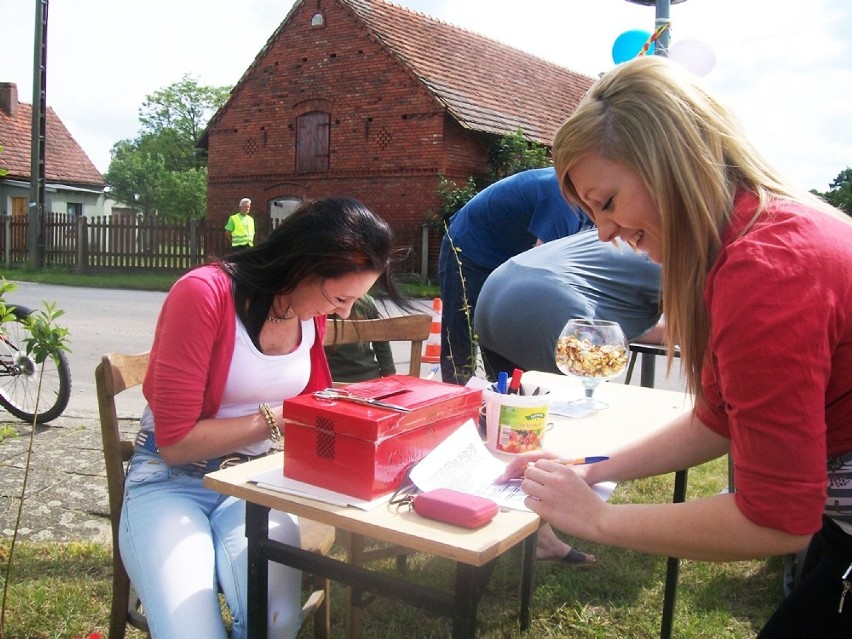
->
[[409, 419, 615, 511]]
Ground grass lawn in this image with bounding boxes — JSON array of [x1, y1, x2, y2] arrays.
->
[[0, 457, 784, 639]]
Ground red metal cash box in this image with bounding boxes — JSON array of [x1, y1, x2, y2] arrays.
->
[[283, 375, 482, 500]]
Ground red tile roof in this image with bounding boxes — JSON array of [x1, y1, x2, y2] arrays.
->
[[203, 0, 594, 147], [0, 86, 104, 187], [345, 0, 595, 144]]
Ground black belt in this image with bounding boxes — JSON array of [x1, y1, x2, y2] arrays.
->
[[134, 430, 268, 473]]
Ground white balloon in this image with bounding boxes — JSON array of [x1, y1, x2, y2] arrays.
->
[[668, 37, 717, 77]]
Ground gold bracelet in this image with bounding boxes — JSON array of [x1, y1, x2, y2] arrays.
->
[[259, 402, 282, 444]]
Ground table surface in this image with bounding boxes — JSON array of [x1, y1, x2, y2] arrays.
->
[[523, 371, 692, 458], [204, 373, 692, 567]]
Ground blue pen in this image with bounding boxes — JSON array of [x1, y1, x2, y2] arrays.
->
[[496, 371, 509, 394], [554, 456, 610, 466]]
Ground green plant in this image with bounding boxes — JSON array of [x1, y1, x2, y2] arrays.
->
[[488, 127, 551, 181], [442, 224, 481, 384], [0, 281, 70, 639], [0, 425, 17, 443], [422, 175, 479, 231]]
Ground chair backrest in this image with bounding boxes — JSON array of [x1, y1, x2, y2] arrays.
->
[[95, 351, 151, 638], [96, 352, 150, 531], [323, 314, 432, 377]]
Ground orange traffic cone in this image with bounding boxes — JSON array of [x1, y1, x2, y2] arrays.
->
[[422, 297, 442, 364]]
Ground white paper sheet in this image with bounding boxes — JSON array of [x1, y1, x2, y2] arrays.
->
[[250, 418, 615, 513], [408, 419, 616, 511], [252, 466, 394, 511]]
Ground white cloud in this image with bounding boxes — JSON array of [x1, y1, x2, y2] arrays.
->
[[2, 0, 850, 190]]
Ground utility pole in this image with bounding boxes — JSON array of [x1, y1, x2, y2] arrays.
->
[[29, 0, 48, 269]]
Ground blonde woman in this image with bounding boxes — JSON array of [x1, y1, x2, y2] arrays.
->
[[503, 57, 852, 636]]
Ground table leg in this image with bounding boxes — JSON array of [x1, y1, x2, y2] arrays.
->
[[660, 468, 688, 639], [246, 502, 271, 639], [519, 530, 537, 630], [346, 532, 365, 639], [452, 559, 499, 639], [640, 351, 657, 388]]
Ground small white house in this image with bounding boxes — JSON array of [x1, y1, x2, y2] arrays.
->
[[0, 81, 105, 221]]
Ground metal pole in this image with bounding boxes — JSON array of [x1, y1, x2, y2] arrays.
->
[[29, 0, 49, 269], [654, 0, 672, 56]]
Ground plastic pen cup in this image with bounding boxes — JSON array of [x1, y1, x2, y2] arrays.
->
[[483, 384, 551, 455]]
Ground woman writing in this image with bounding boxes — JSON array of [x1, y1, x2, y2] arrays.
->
[[120, 197, 407, 638], [504, 57, 852, 636]]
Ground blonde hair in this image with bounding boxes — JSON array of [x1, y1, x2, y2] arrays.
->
[[552, 56, 848, 400]]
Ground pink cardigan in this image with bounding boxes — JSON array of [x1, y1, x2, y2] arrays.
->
[[144, 265, 332, 447]]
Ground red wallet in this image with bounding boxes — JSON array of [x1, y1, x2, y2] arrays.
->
[[411, 488, 499, 529]]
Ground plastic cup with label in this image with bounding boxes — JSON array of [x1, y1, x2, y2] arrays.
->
[[483, 384, 551, 455]]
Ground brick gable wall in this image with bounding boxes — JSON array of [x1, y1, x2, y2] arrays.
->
[[206, 0, 490, 274]]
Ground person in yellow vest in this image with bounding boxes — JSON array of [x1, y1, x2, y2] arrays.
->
[[224, 197, 255, 251]]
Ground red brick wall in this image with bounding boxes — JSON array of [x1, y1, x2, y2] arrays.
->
[[205, 0, 491, 277]]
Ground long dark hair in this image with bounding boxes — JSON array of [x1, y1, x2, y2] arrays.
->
[[220, 197, 410, 342]]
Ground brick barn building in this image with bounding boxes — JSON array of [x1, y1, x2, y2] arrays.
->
[[200, 0, 593, 276]]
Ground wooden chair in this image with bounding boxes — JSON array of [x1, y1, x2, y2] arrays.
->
[[322, 313, 432, 637], [323, 313, 432, 377], [95, 351, 334, 639]]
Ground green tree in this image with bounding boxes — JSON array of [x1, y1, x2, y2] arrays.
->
[[105, 75, 230, 220], [138, 74, 230, 171], [161, 166, 208, 220], [104, 140, 168, 218], [812, 167, 852, 216]]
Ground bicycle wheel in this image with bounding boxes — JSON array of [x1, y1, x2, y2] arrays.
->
[[0, 305, 72, 424]]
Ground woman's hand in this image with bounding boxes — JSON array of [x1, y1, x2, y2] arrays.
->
[[521, 459, 607, 540], [495, 450, 558, 483]]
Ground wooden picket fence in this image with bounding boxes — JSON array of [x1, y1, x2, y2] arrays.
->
[[0, 212, 428, 276], [0, 213, 257, 273]]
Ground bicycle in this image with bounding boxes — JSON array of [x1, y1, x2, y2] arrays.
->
[[0, 304, 72, 424]]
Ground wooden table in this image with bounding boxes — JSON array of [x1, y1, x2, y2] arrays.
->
[[204, 375, 691, 638], [205, 452, 540, 638]]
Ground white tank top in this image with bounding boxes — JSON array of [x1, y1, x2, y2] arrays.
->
[[217, 315, 314, 455]]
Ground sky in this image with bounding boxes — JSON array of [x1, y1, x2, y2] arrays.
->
[[2, 0, 850, 192]]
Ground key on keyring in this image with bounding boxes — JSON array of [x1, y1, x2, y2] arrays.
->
[[839, 562, 852, 613]]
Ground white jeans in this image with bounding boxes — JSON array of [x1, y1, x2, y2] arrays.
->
[[119, 449, 302, 639]]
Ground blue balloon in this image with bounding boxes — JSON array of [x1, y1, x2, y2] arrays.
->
[[612, 29, 655, 64]]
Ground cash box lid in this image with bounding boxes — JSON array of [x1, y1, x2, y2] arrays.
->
[[283, 375, 481, 441]]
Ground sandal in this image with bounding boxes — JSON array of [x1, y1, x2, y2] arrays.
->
[[560, 547, 596, 567]]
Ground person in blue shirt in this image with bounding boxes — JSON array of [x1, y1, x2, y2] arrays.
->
[[438, 167, 592, 384], [474, 228, 663, 378]]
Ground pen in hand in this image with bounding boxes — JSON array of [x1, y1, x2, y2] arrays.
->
[[552, 456, 609, 466], [506, 456, 609, 481]]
